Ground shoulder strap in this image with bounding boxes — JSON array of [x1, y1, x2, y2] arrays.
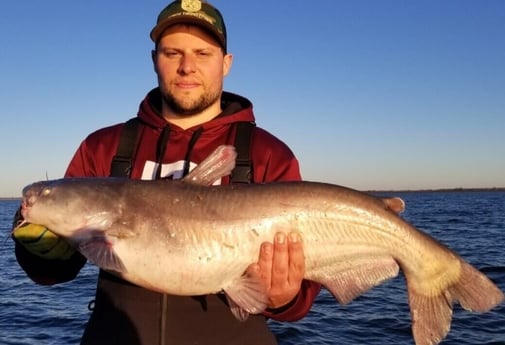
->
[[110, 118, 253, 181], [231, 121, 255, 184], [110, 118, 140, 177]]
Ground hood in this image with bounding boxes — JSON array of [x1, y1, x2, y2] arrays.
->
[[133, 88, 257, 180], [136, 88, 255, 131]]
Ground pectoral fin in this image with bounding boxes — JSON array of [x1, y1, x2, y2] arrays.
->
[[73, 229, 126, 273]]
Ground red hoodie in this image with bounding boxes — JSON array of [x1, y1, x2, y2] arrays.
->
[[15, 88, 321, 344]]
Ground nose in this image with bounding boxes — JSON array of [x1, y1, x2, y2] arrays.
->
[[178, 54, 197, 75]]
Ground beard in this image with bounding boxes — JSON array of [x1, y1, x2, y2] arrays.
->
[[160, 85, 222, 116]]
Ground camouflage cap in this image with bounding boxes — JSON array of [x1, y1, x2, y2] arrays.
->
[[150, 0, 227, 52]]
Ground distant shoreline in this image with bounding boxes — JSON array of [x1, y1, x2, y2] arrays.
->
[[368, 187, 505, 193], [2, 187, 504, 200]]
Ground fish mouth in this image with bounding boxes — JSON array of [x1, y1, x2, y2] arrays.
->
[[20, 183, 43, 219], [11, 192, 35, 232], [20, 197, 34, 220]]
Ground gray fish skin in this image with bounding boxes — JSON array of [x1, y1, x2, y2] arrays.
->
[[18, 146, 504, 345]]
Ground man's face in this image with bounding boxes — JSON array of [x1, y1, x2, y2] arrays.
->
[[152, 24, 233, 116]]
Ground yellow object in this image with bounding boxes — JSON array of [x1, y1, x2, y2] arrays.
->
[[13, 223, 75, 260]]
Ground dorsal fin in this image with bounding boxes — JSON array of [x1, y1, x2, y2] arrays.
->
[[183, 145, 237, 186]]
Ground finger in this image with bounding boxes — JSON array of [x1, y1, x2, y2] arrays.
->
[[245, 263, 261, 279], [258, 241, 274, 284], [271, 232, 289, 288], [287, 232, 305, 285]]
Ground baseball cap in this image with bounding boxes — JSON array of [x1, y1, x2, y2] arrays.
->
[[150, 0, 227, 52]]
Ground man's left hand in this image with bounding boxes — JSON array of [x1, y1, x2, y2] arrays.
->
[[246, 232, 305, 309]]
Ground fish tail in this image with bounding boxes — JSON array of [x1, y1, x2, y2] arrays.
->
[[407, 260, 504, 345], [447, 260, 504, 311]]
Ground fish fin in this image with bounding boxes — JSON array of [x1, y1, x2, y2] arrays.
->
[[223, 272, 268, 321], [408, 285, 453, 345], [225, 296, 251, 322], [315, 255, 400, 304], [448, 260, 504, 311], [408, 260, 504, 345], [183, 145, 237, 186], [382, 197, 406, 214], [77, 235, 126, 273]]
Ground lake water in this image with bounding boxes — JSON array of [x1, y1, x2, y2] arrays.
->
[[1, 191, 504, 344]]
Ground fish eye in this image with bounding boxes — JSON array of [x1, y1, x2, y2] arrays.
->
[[41, 187, 51, 197]]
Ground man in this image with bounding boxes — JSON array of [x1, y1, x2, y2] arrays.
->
[[12, 1, 321, 344]]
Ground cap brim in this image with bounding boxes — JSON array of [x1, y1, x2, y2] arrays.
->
[[150, 16, 225, 50]]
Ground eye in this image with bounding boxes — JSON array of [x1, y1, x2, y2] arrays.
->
[[161, 49, 180, 58], [41, 187, 51, 197], [197, 50, 212, 57]]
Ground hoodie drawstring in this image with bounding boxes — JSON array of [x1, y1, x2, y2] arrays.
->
[[155, 126, 171, 179], [154, 125, 204, 179], [182, 127, 204, 177]]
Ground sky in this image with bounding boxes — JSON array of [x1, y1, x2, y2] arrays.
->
[[0, 0, 504, 197]]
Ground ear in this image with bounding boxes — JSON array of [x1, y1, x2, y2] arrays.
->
[[223, 53, 233, 77], [151, 49, 159, 74]]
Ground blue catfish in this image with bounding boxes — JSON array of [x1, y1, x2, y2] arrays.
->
[[17, 145, 503, 345]]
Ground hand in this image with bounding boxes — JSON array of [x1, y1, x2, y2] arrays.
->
[[12, 212, 75, 260], [247, 232, 305, 309]]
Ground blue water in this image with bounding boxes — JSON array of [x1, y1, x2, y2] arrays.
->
[[1, 191, 504, 345]]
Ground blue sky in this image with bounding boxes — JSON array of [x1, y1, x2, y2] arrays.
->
[[1, 0, 504, 197]]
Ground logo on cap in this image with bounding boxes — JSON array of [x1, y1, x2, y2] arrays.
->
[[182, 0, 202, 13]]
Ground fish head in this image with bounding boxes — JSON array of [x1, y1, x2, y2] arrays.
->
[[21, 178, 118, 237]]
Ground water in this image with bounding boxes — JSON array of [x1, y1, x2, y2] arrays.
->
[[1, 191, 504, 345]]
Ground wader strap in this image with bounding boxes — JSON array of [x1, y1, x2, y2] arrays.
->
[[110, 118, 140, 178], [231, 121, 255, 184]]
